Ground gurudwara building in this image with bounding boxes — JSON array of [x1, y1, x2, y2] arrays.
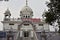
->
[[1, 0, 58, 40]]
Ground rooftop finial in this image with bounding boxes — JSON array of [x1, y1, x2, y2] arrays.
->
[[26, 0, 28, 6], [7, 8, 9, 11]]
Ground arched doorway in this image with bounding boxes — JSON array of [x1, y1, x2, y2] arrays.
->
[[17, 21, 36, 40]]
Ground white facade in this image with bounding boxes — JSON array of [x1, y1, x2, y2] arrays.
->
[[1, 0, 50, 40], [2, 18, 49, 32]]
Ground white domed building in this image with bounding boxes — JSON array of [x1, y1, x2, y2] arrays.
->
[[0, 0, 50, 40]]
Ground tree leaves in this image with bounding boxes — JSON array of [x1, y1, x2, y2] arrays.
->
[[44, 0, 60, 32], [44, 11, 56, 25]]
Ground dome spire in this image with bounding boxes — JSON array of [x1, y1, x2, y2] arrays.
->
[[26, 0, 28, 6]]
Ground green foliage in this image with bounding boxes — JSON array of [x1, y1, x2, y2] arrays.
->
[[44, 0, 60, 32], [44, 0, 60, 25], [44, 11, 56, 25]]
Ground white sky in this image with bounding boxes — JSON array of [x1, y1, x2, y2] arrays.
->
[[0, 0, 56, 31]]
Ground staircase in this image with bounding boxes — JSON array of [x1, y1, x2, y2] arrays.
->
[[16, 31, 38, 40], [23, 37, 31, 40], [33, 31, 39, 40], [16, 32, 20, 40]]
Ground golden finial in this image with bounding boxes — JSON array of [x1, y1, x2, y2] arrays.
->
[[26, 0, 28, 6]]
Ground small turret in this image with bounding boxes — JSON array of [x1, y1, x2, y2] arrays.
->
[[4, 8, 11, 21]]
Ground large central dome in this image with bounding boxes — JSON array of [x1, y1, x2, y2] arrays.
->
[[20, 0, 33, 18], [20, 6, 33, 13]]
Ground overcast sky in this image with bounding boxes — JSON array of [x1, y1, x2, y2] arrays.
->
[[0, 0, 56, 31]]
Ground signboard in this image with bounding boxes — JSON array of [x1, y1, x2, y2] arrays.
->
[[0, 0, 9, 1], [0, 0, 3, 1], [4, 0, 9, 1], [0, 31, 6, 38]]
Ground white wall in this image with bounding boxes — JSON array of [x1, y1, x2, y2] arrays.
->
[[35, 24, 44, 32], [44, 23, 49, 32], [3, 23, 10, 30], [3, 22, 19, 31], [21, 24, 33, 31]]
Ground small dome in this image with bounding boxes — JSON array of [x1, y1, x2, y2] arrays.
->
[[4, 9, 11, 16], [4, 9, 11, 14], [20, 6, 33, 13]]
